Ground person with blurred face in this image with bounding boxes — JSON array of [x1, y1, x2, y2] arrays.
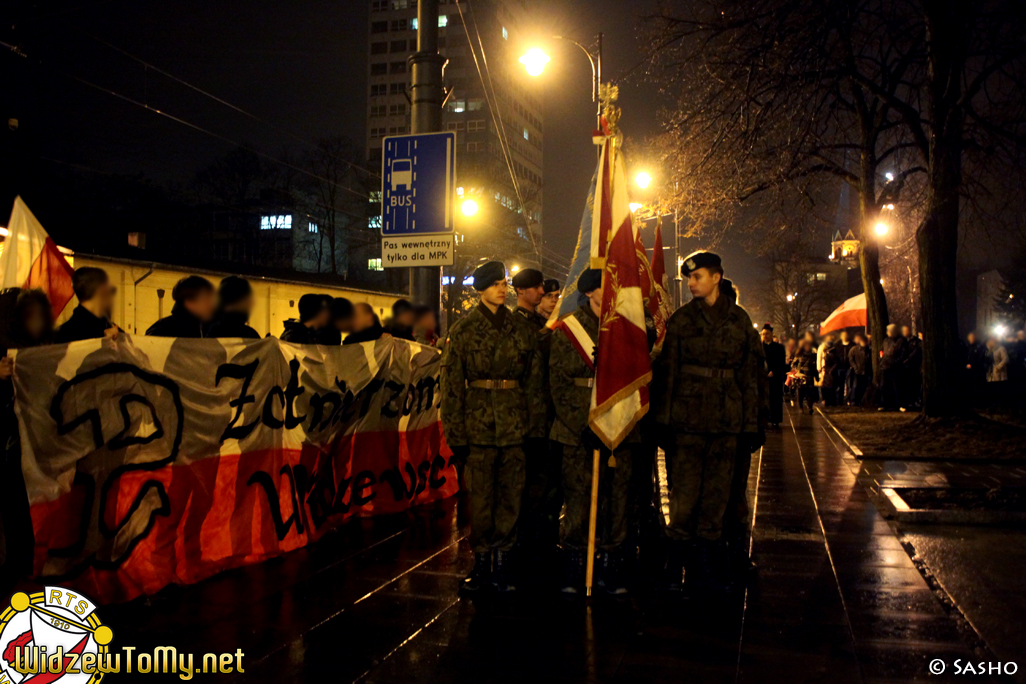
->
[[56, 267, 119, 343], [209, 276, 260, 339], [146, 276, 216, 338], [412, 305, 439, 346], [386, 299, 416, 341], [344, 303, 386, 344], [280, 294, 330, 344]]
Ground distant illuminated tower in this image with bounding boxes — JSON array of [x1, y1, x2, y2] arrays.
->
[[830, 230, 860, 263]]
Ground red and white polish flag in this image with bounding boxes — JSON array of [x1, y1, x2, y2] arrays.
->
[[1, 197, 75, 317]]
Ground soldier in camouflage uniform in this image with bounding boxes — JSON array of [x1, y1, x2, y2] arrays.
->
[[510, 268, 556, 560], [550, 269, 637, 595], [651, 252, 764, 594], [441, 261, 545, 592]]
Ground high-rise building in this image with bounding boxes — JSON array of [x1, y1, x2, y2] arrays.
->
[[365, 0, 544, 268]]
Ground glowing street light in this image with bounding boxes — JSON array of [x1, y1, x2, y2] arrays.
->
[[519, 48, 551, 77], [874, 221, 889, 236], [786, 294, 794, 302], [460, 199, 479, 217], [635, 172, 652, 189], [511, 265, 520, 273], [629, 202, 643, 213]]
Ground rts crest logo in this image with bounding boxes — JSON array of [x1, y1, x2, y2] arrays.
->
[[0, 587, 113, 684]]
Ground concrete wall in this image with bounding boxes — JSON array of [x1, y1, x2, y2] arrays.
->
[[72, 255, 401, 337]]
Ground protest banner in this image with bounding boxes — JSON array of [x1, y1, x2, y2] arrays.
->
[[11, 335, 457, 603]]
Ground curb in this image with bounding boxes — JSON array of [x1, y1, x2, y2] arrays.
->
[[813, 406, 862, 456]]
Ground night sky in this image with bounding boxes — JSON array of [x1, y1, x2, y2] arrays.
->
[[6, 0, 993, 326]]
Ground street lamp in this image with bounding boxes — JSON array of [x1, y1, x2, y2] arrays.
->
[[635, 172, 652, 189], [518, 48, 550, 77], [874, 221, 889, 236], [521, 33, 603, 129], [786, 294, 794, 302], [460, 199, 479, 217]]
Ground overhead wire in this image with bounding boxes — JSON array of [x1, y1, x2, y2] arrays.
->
[[453, 0, 543, 261], [82, 31, 381, 180], [0, 39, 374, 210]]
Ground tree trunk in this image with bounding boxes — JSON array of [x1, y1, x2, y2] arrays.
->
[[918, 2, 968, 418], [858, 172, 889, 389]]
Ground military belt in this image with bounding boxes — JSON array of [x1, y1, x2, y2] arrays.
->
[[573, 378, 595, 388], [467, 380, 521, 390], [681, 364, 735, 379]]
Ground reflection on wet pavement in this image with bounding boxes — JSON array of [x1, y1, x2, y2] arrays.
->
[[100, 405, 1006, 683]]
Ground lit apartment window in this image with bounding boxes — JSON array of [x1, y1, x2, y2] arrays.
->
[[502, 26, 508, 40], [369, 216, 383, 229], [410, 18, 418, 30], [368, 258, 384, 271], [261, 215, 292, 230], [523, 128, 529, 140], [308, 222, 318, 234], [448, 100, 466, 113], [369, 191, 382, 203], [439, 15, 448, 27]]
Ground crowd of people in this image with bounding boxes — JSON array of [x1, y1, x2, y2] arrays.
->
[[2, 260, 1024, 599], [779, 325, 922, 414]]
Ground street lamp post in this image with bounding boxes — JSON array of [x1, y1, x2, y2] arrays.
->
[[520, 34, 604, 131], [408, 0, 445, 310]]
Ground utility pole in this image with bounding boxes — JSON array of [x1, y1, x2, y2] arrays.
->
[[408, 0, 445, 310]]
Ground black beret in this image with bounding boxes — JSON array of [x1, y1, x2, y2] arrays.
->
[[543, 278, 561, 294], [681, 251, 722, 276], [511, 268, 544, 290], [218, 276, 252, 307], [762, 323, 773, 332], [473, 261, 506, 291], [577, 268, 602, 294], [392, 298, 413, 316], [298, 293, 328, 322]]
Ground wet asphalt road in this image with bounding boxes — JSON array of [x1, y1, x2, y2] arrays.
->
[[98, 405, 1011, 683]]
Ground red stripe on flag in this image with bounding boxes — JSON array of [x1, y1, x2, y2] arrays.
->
[[24, 237, 75, 316]]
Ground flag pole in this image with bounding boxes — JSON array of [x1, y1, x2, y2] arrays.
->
[[585, 448, 601, 596]]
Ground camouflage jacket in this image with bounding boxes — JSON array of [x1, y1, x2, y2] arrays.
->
[[548, 305, 641, 446], [514, 305, 555, 428], [651, 295, 764, 434], [441, 303, 545, 447]]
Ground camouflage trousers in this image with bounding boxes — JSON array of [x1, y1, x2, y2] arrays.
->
[[466, 445, 526, 553], [561, 444, 633, 551], [722, 445, 753, 542], [665, 433, 736, 541]]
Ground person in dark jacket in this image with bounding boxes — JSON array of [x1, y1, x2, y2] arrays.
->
[[836, 330, 853, 403], [902, 326, 923, 409], [879, 324, 908, 410], [0, 289, 54, 590], [848, 333, 871, 406], [791, 339, 818, 414], [965, 332, 989, 407], [342, 303, 386, 344], [281, 294, 330, 344], [55, 267, 119, 343], [761, 325, 786, 428], [316, 297, 354, 345], [208, 276, 260, 339], [385, 299, 415, 341], [146, 276, 216, 338]]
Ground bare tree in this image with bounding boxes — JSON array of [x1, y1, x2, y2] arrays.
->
[[302, 137, 371, 276]]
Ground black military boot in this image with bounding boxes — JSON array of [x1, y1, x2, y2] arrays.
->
[[462, 552, 491, 593], [597, 550, 629, 596], [492, 549, 517, 592], [560, 549, 585, 595]]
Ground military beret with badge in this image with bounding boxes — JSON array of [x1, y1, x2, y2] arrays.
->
[[472, 261, 507, 291]]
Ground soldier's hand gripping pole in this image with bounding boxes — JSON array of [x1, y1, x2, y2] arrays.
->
[[585, 448, 601, 597]]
